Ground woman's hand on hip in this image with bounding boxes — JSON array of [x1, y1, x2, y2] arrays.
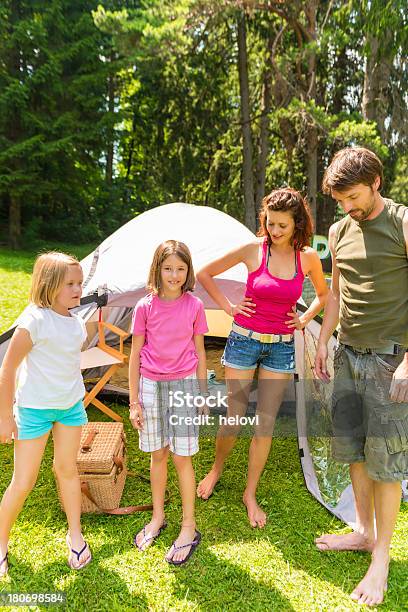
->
[[230, 297, 256, 318], [285, 306, 305, 330]]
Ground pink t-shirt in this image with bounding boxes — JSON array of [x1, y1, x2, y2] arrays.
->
[[132, 292, 208, 381]]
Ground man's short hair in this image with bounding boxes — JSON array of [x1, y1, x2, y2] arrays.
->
[[322, 147, 383, 194]]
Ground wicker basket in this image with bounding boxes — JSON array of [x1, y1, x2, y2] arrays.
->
[[56, 422, 127, 514]]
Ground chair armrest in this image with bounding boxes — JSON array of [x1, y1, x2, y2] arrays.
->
[[100, 322, 128, 338]]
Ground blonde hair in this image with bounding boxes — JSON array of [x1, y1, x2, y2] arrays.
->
[[30, 251, 81, 308], [147, 240, 195, 293]]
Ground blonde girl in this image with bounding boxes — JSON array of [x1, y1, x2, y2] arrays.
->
[[0, 252, 91, 575], [129, 240, 208, 565]]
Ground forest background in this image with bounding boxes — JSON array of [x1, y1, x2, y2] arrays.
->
[[1, 0, 407, 249]]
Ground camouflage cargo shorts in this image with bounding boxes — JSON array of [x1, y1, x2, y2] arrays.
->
[[332, 343, 408, 482]]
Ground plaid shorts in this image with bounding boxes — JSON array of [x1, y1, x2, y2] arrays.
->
[[138, 374, 200, 456]]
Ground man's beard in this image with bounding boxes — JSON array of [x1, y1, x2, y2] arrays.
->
[[349, 194, 376, 221]]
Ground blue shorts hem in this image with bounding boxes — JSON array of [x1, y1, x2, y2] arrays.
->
[[222, 360, 257, 371], [259, 364, 295, 374], [15, 400, 87, 440], [17, 425, 53, 440]]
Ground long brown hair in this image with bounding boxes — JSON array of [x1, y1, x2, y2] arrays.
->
[[147, 240, 195, 293], [258, 188, 313, 250]]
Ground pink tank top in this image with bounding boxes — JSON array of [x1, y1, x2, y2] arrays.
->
[[234, 238, 304, 334]]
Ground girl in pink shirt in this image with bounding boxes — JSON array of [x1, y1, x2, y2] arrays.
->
[[196, 188, 328, 528], [129, 240, 208, 565]]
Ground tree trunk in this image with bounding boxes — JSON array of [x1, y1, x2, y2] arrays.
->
[[254, 35, 273, 224], [316, 142, 336, 236], [237, 13, 256, 232], [9, 194, 21, 249], [304, 0, 318, 224], [106, 52, 115, 184], [306, 127, 318, 223], [6, 0, 22, 247], [362, 31, 392, 143]]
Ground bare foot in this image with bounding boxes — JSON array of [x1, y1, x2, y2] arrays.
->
[[242, 491, 267, 528], [197, 468, 221, 499], [134, 516, 166, 551], [350, 552, 389, 606], [315, 531, 375, 552], [165, 524, 197, 564]]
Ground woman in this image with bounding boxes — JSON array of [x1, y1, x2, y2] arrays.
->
[[196, 188, 328, 527]]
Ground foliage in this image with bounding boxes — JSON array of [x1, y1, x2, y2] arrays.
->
[[0, 0, 406, 246]]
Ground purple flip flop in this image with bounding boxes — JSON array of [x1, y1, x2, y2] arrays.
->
[[0, 551, 8, 578], [66, 534, 92, 570], [165, 530, 201, 566], [134, 521, 167, 551]]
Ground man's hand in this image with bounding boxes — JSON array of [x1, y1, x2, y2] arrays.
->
[[0, 415, 18, 444], [390, 358, 408, 403], [314, 343, 331, 383]]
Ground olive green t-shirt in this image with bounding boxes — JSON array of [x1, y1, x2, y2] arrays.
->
[[335, 199, 408, 348]]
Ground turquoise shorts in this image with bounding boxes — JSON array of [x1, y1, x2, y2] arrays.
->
[[14, 399, 88, 440]]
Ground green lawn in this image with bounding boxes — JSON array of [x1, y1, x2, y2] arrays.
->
[[0, 246, 407, 611], [0, 244, 94, 334]]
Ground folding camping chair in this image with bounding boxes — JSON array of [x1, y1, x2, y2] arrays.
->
[[80, 310, 128, 422]]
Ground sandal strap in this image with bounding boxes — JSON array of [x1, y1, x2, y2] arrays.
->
[[171, 535, 199, 552], [71, 542, 88, 561], [139, 522, 166, 546], [140, 526, 153, 546]]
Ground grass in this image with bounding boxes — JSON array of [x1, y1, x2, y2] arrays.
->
[[1, 245, 407, 612], [0, 244, 94, 333]]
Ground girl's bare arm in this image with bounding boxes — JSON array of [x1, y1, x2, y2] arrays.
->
[[0, 329, 32, 441], [128, 333, 145, 429]]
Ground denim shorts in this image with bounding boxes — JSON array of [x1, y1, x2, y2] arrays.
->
[[14, 399, 88, 440], [221, 329, 295, 373]]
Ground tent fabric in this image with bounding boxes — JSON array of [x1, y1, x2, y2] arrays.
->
[[72, 202, 255, 351], [296, 318, 356, 527], [80, 202, 254, 311]]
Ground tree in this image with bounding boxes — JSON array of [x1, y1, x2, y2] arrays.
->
[[0, 0, 125, 247]]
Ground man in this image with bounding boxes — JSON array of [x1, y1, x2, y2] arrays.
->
[[315, 147, 408, 606]]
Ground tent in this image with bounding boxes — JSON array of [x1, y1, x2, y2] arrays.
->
[[0, 203, 405, 525], [78, 202, 254, 342]]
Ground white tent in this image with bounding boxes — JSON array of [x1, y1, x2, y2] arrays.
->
[[78, 202, 254, 343]]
